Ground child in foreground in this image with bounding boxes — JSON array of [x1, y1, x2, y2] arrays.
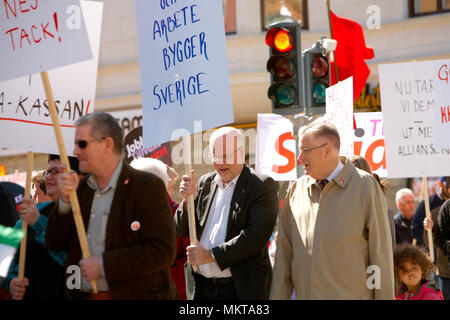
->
[[394, 244, 443, 300]]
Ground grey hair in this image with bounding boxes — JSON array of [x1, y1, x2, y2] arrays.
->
[[299, 122, 340, 151], [130, 157, 169, 189], [395, 188, 414, 204], [75, 112, 123, 154]]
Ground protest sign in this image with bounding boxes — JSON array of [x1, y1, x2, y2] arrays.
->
[[256, 114, 296, 181], [123, 126, 172, 166], [0, 1, 102, 155], [433, 60, 450, 148], [326, 76, 354, 157], [135, 0, 234, 148], [379, 60, 450, 178], [0, 0, 92, 82], [353, 112, 387, 177]]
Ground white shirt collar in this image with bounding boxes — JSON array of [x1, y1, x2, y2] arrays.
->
[[326, 159, 344, 182]]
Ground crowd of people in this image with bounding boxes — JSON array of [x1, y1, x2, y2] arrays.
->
[[0, 112, 448, 300]]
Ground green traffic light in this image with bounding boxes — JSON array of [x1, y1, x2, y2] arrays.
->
[[312, 83, 326, 105], [268, 83, 296, 107]]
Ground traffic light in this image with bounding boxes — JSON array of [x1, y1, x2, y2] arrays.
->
[[265, 22, 303, 115], [303, 40, 331, 114]]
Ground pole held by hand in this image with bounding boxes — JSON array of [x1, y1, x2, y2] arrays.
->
[[40, 71, 98, 293]]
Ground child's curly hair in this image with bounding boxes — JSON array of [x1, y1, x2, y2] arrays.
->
[[393, 243, 435, 282]]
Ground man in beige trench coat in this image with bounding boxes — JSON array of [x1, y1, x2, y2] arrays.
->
[[270, 122, 394, 300]]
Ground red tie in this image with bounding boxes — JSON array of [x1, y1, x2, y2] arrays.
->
[[320, 179, 329, 191]]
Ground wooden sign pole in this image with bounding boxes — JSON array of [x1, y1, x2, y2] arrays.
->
[[18, 151, 33, 281], [40, 71, 97, 293], [184, 135, 198, 272], [422, 177, 435, 262]]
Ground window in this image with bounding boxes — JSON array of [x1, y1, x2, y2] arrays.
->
[[409, 0, 450, 17], [223, 0, 237, 35], [261, 0, 309, 31]]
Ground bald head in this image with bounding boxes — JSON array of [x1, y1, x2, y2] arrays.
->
[[209, 127, 245, 161], [209, 126, 245, 183]]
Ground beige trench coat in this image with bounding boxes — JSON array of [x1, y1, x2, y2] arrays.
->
[[270, 157, 394, 300]]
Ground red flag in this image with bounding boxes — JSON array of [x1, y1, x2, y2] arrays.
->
[[329, 10, 374, 103]]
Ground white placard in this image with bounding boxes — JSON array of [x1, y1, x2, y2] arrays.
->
[[0, 1, 102, 155], [110, 108, 143, 137], [135, 0, 234, 148], [379, 60, 450, 178], [434, 61, 450, 148], [256, 114, 296, 181], [325, 76, 354, 156], [353, 112, 387, 177], [0, 0, 92, 82]]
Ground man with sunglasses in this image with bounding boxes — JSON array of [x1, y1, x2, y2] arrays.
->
[[5, 154, 79, 300], [45, 111, 178, 300], [174, 126, 278, 300], [270, 122, 394, 300]]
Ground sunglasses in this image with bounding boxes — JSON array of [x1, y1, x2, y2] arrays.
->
[[75, 137, 106, 149]]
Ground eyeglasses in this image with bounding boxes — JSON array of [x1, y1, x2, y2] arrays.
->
[[299, 143, 328, 155], [75, 137, 106, 149], [44, 167, 59, 177]]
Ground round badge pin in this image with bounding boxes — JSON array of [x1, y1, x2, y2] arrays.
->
[[131, 221, 140, 231]]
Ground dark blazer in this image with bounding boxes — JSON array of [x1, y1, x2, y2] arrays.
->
[[174, 165, 279, 300], [0, 184, 19, 227], [45, 162, 178, 300], [394, 211, 413, 245]]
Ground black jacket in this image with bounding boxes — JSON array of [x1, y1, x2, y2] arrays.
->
[[174, 165, 279, 300], [436, 200, 450, 256], [394, 211, 413, 245], [0, 184, 19, 227], [12, 202, 67, 300]]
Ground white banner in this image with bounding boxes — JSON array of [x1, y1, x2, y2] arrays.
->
[[353, 112, 387, 177], [434, 61, 450, 148], [0, 0, 92, 82], [0, 1, 103, 155], [325, 76, 354, 156], [256, 114, 296, 181], [135, 0, 234, 148], [379, 60, 450, 178], [110, 108, 143, 137]]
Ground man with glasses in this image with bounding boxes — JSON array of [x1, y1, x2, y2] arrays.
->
[[45, 111, 178, 300], [270, 122, 394, 300], [5, 154, 79, 300], [174, 126, 278, 300], [394, 188, 416, 245]]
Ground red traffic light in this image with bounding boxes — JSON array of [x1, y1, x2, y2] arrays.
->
[[311, 56, 328, 78], [265, 28, 293, 53]]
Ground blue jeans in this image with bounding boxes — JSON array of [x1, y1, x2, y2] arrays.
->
[[437, 276, 450, 300]]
